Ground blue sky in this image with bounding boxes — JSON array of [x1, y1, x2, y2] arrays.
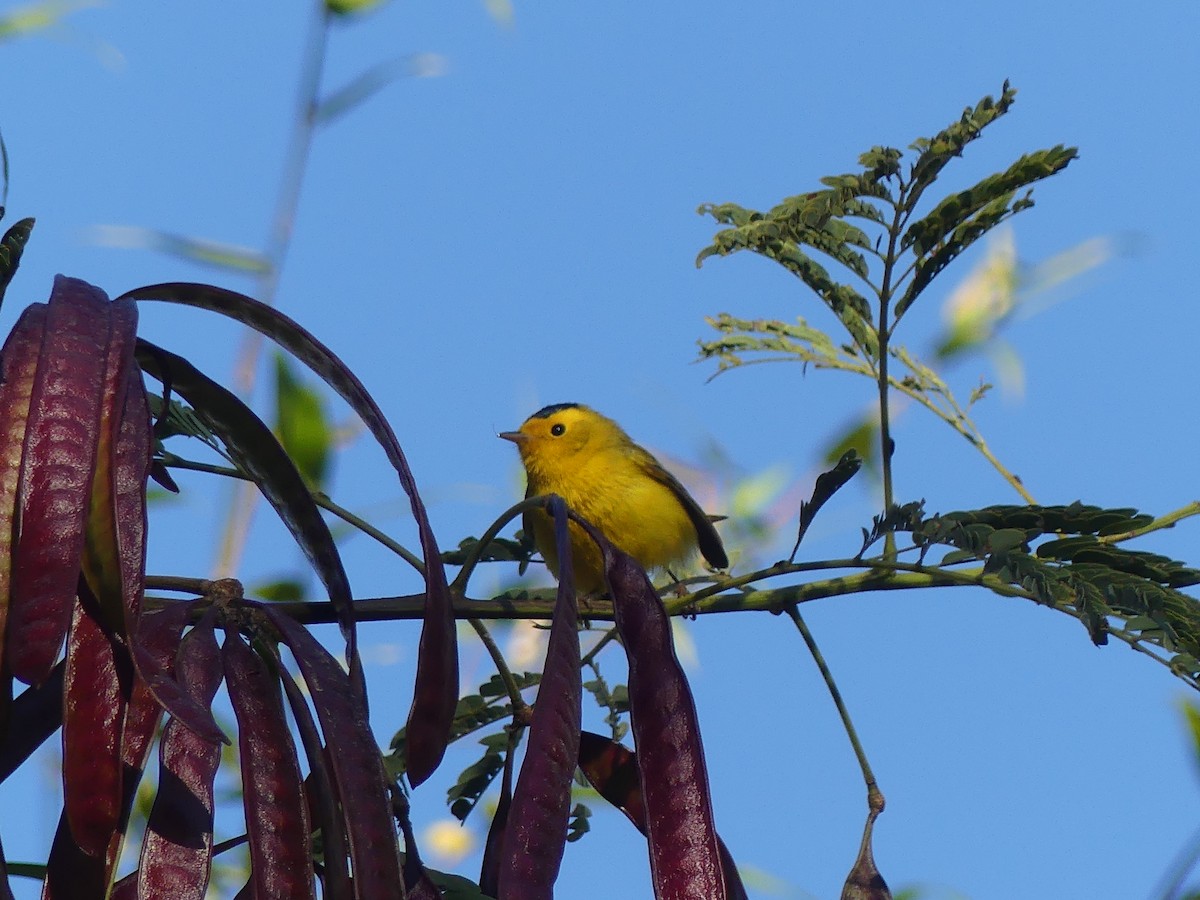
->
[[3, 1, 1200, 898]]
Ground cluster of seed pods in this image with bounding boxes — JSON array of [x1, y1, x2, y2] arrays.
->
[[0, 272, 744, 898]]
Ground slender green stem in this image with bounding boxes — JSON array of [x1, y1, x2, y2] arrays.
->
[[144, 575, 212, 595], [580, 627, 620, 668], [165, 456, 427, 574], [450, 495, 547, 592], [874, 194, 908, 557], [212, 834, 250, 857], [785, 606, 880, 796], [468, 618, 529, 714], [883, 370, 1036, 504], [1098, 501, 1200, 544], [312, 491, 425, 574]]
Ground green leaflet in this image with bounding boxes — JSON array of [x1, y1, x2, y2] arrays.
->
[[0, 217, 33, 310]]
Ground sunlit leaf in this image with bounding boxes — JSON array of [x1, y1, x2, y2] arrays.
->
[[273, 352, 332, 488]]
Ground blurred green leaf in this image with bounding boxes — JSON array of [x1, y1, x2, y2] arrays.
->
[[823, 415, 879, 474], [4, 861, 48, 880], [253, 577, 308, 603], [0, 0, 95, 41], [441, 534, 532, 566], [316, 54, 447, 125], [274, 352, 333, 488], [325, 0, 387, 15], [90, 224, 271, 274]]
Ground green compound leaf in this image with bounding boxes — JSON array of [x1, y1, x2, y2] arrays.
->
[[903, 503, 1200, 681]]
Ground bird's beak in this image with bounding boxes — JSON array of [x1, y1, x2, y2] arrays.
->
[[497, 430, 525, 444]]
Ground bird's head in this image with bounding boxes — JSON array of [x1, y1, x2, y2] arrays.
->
[[499, 403, 623, 479]]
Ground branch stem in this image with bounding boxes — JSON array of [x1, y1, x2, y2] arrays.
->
[[785, 606, 880, 796]]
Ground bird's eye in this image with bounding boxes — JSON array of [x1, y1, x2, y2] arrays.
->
[[550, 423, 566, 436]]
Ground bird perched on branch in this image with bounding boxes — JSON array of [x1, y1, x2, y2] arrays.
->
[[500, 403, 728, 593]]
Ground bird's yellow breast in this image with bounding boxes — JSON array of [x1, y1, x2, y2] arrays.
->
[[524, 445, 698, 593]]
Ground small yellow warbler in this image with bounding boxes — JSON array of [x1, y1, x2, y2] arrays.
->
[[499, 403, 728, 593]]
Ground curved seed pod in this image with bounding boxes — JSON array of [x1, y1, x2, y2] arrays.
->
[[478, 751, 514, 897], [498, 497, 581, 900], [80, 298, 140, 632], [139, 616, 224, 900], [222, 626, 316, 900], [41, 810, 107, 899], [0, 304, 47, 661], [259, 606, 403, 900], [130, 602, 226, 745], [113, 358, 153, 636], [263, 639, 351, 897], [8, 277, 112, 685], [573, 514, 727, 900], [841, 806, 891, 900], [0, 663, 63, 781], [62, 598, 128, 858], [100, 602, 177, 883], [108, 873, 135, 900], [120, 283, 455, 782], [577, 732, 748, 900]]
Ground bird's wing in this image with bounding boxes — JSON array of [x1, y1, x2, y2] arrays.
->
[[637, 448, 729, 570]]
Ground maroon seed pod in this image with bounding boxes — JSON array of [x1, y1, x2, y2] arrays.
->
[[222, 626, 316, 900], [133, 339, 354, 663], [497, 496, 581, 900], [79, 297, 141, 632], [129, 602, 226, 745], [40, 811, 108, 898], [0, 304, 47, 661], [112, 361, 154, 634], [122, 283, 457, 784], [62, 598, 127, 858], [478, 751, 514, 897], [8, 277, 113, 685], [265, 639, 352, 895], [572, 513, 728, 900], [260, 606, 404, 900], [138, 617, 225, 900], [577, 732, 748, 900]]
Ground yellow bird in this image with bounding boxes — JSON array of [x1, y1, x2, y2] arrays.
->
[[499, 403, 728, 593]]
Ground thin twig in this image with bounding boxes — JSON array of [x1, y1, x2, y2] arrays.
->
[[1098, 501, 1200, 545], [468, 618, 530, 715], [785, 606, 882, 803]]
